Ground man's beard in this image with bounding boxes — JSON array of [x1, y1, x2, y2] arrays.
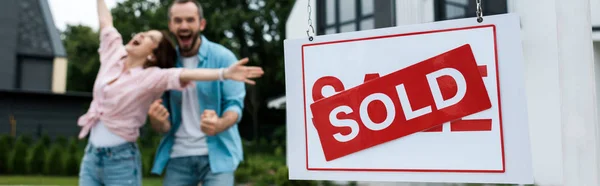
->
[[177, 32, 200, 56]]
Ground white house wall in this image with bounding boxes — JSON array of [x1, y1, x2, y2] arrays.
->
[[592, 0, 600, 27], [395, 0, 434, 26], [285, 0, 317, 40]]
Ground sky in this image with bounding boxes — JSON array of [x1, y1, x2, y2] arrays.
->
[[48, 0, 123, 31]]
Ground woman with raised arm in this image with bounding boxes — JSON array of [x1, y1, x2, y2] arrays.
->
[[77, 1, 263, 185]]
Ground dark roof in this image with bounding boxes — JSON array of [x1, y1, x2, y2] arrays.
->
[[40, 0, 66, 57], [16, 0, 66, 58]]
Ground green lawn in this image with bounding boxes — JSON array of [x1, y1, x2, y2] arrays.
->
[[0, 176, 163, 186]]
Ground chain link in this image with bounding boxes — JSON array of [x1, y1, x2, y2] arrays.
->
[[306, 0, 315, 41], [476, 0, 483, 23]]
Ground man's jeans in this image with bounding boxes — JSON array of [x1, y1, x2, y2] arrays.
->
[[164, 156, 234, 186], [79, 142, 142, 186]]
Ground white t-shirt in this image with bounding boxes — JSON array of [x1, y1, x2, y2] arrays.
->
[[170, 56, 209, 158], [90, 120, 127, 147]]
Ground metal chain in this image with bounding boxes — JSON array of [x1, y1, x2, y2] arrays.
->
[[476, 0, 483, 23], [306, 0, 315, 41]]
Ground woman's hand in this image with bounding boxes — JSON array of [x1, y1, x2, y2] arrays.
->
[[224, 58, 264, 85]]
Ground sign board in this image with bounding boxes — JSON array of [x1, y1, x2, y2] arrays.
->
[[284, 13, 533, 184]]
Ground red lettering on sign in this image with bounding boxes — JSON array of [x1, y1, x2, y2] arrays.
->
[[309, 44, 492, 161], [423, 64, 492, 133], [451, 119, 493, 131]]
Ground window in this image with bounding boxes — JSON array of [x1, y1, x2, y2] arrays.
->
[[317, 0, 395, 35], [17, 57, 53, 91], [434, 0, 507, 21]]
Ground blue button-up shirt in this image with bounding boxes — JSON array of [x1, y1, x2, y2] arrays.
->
[[151, 35, 245, 174]]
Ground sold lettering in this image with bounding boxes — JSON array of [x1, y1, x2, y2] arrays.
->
[[327, 67, 468, 142], [310, 44, 492, 161]]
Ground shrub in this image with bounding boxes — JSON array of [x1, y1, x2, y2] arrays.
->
[[8, 136, 30, 174], [55, 136, 67, 147], [26, 140, 46, 174], [321, 180, 335, 186], [20, 135, 32, 146], [273, 166, 318, 186], [274, 146, 284, 157], [235, 152, 319, 186], [140, 148, 155, 177], [44, 144, 64, 175], [0, 135, 14, 149], [0, 136, 10, 174], [272, 125, 286, 141], [63, 138, 80, 176], [235, 165, 252, 183], [40, 134, 51, 146], [63, 153, 79, 176]]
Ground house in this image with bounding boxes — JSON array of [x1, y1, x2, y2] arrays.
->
[[281, 0, 600, 185], [0, 0, 92, 139]]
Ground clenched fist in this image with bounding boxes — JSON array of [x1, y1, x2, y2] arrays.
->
[[200, 110, 223, 136], [149, 99, 169, 122], [148, 99, 171, 133]]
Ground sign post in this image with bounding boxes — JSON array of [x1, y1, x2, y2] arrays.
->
[[284, 13, 533, 184]]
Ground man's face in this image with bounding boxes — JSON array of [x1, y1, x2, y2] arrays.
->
[[168, 2, 205, 53]]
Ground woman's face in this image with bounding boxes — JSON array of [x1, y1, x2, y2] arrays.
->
[[125, 30, 162, 58]]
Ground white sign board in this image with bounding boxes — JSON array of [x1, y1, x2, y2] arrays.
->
[[284, 13, 533, 184]]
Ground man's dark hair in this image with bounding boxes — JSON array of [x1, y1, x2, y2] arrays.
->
[[168, 0, 204, 20]]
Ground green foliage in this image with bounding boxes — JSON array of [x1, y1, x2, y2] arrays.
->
[[54, 136, 68, 147], [0, 136, 10, 174], [273, 166, 318, 186], [40, 134, 51, 147], [44, 144, 64, 175], [111, 0, 168, 43], [20, 135, 32, 146], [235, 139, 321, 185], [274, 145, 283, 157], [63, 138, 80, 176], [9, 136, 29, 174], [1, 135, 14, 149], [321, 180, 336, 186], [62, 25, 101, 93], [140, 147, 159, 177], [26, 140, 46, 174]]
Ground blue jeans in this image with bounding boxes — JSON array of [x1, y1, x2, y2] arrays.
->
[[79, 142, 142, 186], [163, 156, 234, 186]]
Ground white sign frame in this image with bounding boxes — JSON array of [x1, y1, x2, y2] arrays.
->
[[284, 13, 533, 184]]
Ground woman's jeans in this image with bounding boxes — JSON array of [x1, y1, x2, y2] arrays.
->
[[79, 142, 142, 186]]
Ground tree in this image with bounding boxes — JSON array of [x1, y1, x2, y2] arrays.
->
[[62, 25, 100, 93]]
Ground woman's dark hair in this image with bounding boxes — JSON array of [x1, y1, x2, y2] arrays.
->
[[146, 30, 177, 69]]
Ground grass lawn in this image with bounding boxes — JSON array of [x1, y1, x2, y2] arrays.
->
[[0, 176, 163, 186]]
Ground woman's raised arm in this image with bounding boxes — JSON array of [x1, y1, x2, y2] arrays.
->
[[97, 0, 113, 30]]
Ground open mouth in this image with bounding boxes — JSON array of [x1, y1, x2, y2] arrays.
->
[[178, 34, 193, 46], [132, 40, 141, 46]]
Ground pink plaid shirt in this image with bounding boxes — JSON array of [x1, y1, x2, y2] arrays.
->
[[77, 26, 191, 142]]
